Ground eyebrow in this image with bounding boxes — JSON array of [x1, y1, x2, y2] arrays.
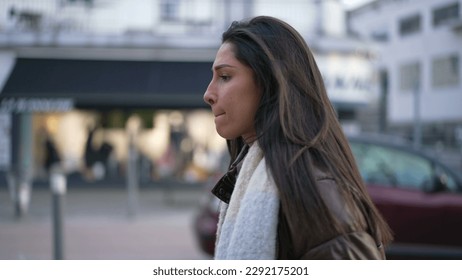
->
[[212, 64, 235, 71]]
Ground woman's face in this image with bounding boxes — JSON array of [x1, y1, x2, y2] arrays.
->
[[204, 42, 262, 142]]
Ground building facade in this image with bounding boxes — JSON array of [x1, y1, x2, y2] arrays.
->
[[0, 0, 377, 196], [348, 0, 462, 150]]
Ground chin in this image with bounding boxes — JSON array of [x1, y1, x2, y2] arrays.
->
[[216, 129, 236, 140]]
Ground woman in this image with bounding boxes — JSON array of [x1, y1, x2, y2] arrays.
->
[[203, 16, 393, 260]]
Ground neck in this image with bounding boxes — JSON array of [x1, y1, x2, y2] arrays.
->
[[243, 135, 257, 146]]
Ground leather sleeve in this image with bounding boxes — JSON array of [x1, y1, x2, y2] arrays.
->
[[277, 171, 387, 260], [300, 231, 386, 260]]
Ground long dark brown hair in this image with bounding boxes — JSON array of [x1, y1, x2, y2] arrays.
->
[[222, 16, 392, 252]]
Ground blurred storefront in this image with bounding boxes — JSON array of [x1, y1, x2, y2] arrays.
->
[[27, 109, 226, 183], [0, 54, 228, 185]]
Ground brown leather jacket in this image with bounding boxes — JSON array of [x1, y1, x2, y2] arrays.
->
[[276, 173, 386, 259]]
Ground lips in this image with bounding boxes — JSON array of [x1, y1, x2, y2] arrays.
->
[[214, 111, 225, 117]]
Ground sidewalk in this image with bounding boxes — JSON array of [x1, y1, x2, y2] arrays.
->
[[0, 184, 212, 260]]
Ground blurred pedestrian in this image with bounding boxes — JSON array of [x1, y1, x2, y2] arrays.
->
[[84, 126, 97, 169], [203, 16, 393, 259]]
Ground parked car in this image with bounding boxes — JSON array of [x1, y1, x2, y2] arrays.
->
[[349, 134, 462, 259], [193, 134, 462, 259], [193, 174, 222, 257]]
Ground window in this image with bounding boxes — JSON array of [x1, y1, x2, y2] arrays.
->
[[371, 30, 389, 42], [160, 0, 181, 22], [350, 142, 433, 190], [399, 14, 421, 36], [399, 62, 421, 91], [432, 54, 460, 87], [433, 2, 460, 27], [64, 0, 93, 6]]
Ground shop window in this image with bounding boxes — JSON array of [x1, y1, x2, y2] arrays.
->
[[433, 2, 460, 27], [399, 62, 421, 92], [432, 54, 460, 88], [399, 14, 421, 36]]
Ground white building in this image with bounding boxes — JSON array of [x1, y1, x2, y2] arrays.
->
[[348, 0, 462, 149]]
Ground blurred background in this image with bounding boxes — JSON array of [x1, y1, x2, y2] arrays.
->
[[0, 0, 461, 260]]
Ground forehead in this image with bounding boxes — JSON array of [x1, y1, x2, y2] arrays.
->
[[213, 42, 238, 67]]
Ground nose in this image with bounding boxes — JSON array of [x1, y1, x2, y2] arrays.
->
[[203, 82, 216, 106]]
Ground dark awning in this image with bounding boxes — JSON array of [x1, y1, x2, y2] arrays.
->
[[0, 58, 212, 109]]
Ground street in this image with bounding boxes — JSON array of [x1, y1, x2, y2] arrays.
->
[[0, 184, 211, 260]]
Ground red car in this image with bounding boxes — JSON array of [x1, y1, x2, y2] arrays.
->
[[194, 134, 462, 259], [349, 134, 462, 259]]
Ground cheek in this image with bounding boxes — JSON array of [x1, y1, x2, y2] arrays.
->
[[238, 99, 260, 128], [248, 90, 262, 118]]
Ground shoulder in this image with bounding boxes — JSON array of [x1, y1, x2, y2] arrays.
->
[[308, 169, 385, 259]]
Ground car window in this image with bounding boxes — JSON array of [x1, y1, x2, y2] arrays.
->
[[350, 141, 433, 191]]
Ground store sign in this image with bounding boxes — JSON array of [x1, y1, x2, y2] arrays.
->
[[323, 75, 371, 93], [0, 98, 74, 112], [316, 53, 375, 105], [0, 112, 11, 169]]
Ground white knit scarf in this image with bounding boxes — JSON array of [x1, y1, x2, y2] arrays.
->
[[214, 142, 280, 259]]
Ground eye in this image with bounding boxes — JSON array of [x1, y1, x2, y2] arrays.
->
[[219, 74, 231, 82]]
